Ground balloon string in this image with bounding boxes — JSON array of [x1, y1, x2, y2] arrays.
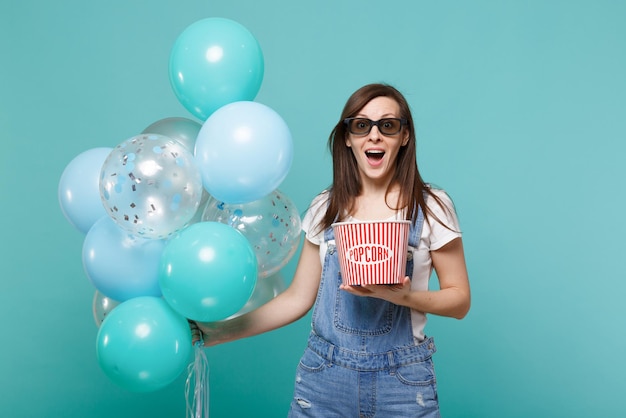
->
[[185, 341, 209, 418]]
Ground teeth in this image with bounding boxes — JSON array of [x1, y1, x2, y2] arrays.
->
[[366, 150, 384, 155]]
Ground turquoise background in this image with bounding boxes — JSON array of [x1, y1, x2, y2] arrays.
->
[[2, 1, 625, 417]]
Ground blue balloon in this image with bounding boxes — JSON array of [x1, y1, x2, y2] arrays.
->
[[169, 17, 264, 121], [58, 147, 112, 234], [83, 216, 165, 301], [194, 101, 293, 204], [96, 296, 191, 392], [159, 222, 257, 322]]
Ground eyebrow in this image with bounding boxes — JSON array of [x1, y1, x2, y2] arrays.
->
[[354, 113, 398, 119]]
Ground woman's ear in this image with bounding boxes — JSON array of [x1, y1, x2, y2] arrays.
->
[[401, 129, 409, 146]]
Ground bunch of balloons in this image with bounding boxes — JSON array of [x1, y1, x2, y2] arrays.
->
[[57, 17, 299, 393]]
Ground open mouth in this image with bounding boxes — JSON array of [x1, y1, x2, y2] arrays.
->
[[365, 150, 385, 163]]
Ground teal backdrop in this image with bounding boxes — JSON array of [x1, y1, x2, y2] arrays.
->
[[2, 1, 625, 417]]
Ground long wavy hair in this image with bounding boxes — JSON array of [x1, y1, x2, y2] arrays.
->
[[317, 83, 451, 232]]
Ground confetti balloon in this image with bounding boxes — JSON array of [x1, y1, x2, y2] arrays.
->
[[202, 189, 302, 278], [100, 134, 203, 239]]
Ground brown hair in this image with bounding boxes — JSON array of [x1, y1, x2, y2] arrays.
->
[[317, 83, 453, 232]]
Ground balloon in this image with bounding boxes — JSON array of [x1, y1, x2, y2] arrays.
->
[[99, 134, 203, 239], [222, 273, 286, 321], [93, 290, 121, 327], [96, 296, 191, 392], [169, 17, 264, 121], [142, 117, 201, 152], [58, 147, 112, 234], [83, 216, 165, 301], [194, 101, 293, 204], [202, 190, 302, 278], [159, 222, 257, 322]]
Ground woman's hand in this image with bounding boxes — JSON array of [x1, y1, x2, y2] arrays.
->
[[189, 320, 204, 346], [340, 238, 471, 319], [189, 320, 227, 348], [188, 315, 253, 347], [339, 276, 412, 306]]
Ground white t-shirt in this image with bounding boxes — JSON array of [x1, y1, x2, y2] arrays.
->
[[301, 188, 462, 341]]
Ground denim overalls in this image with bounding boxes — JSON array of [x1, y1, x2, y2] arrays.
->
[[289, 207, 441, 418]]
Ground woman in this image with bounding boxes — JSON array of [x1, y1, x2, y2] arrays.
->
[[194, 83, 470, 417]]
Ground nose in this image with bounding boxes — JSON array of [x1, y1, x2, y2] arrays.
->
[[368, 124, 382, 141]]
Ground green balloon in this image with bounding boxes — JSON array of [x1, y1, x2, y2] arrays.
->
[[159, 222, 258, 322], [169, 17, 264, 121], [96, 297, 191, 392]]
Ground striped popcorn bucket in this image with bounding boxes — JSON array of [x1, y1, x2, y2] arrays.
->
[[332, 220, 410, 285]]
